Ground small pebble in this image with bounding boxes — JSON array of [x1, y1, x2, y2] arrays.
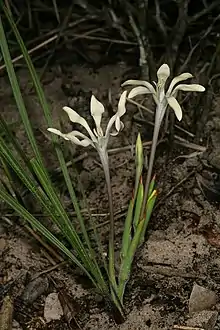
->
[[44, 292, 63, 323], [189, 284, 217, 315]]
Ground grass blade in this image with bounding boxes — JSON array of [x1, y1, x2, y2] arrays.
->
[[148, 175, 156, 198], [133, 178, 144, 232], [134, 133, 143, 199], [120, 199, 134, 260], [139, 189, 157, 245], [0, 13, 43, 165], [118, 217, 145, 303], [2, 4, 92, 262]]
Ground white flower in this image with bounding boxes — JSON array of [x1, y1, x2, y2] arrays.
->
[[122, 64, 205, 123], [47, 91, 127, 153]]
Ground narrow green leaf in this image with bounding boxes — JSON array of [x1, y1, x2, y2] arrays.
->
[[0, 113, 35, 178], [139, 190, 157, 245], [2, 5, 91, 271], [0, 156, 24, 206], [133, 179, 144, 232], [0, 137, 102, 285], [118, 217, 145, 303], [134, 133, 143, 199], [120, 199, 134, 260], [0, 14, 43, 166], [30, 159, 95, 265], [148, 175, 156, 198], [118, 189, 157, 303]]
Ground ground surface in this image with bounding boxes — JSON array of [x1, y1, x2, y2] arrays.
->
[[1, 62, 220, 329]]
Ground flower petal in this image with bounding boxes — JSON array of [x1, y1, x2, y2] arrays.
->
[[117, 90, 127, 117], [105, 114, 117, 137], [166, 73, 193, 96], [47, 128, 93, 147], [110, 121, 124, 136], [63, 106, 96, 142], [115, 116, 122, 132], [172, 84, 205, 94], [90, 95, 104, 136], [47, 128, 69, 140], [167, 96, 182, 121], [67, 131, 94, 147], [122, 79, 156, 95], [157, 64, 170, 86], [105, 91, 127, 135], [128, 86, 152, 99]]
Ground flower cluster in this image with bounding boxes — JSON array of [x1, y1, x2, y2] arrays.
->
[[48, 64, 205, 148], [122, 64, 205, 125], [48, 91, 127, 154]]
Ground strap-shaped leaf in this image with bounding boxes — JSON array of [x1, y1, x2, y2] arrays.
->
[[139, 190, 157, 245], [120, 199, 134, 260], [134, 133, 143, 199], [133, 179, 144, 233]]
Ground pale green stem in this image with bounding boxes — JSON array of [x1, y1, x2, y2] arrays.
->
[[140, 102, 166, 219], [98, 149, 117, 291]]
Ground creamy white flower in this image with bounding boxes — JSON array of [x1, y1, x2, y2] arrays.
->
[[48, 91, 127, 153], [122, 64, 205, 123]]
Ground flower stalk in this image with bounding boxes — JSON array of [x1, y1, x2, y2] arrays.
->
[[47, 91, 127, 310], [98, 149, 117, 292], [140, 103, 162, 219], [122, 64, 205, 220]]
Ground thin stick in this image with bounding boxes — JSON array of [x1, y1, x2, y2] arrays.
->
[[173, 326, 205, 330], [68, 33, 137, 45], [128, 93, 195, 138], [155, 170, 195, 210], [128, 12, 149, 79], [31, 261, 66, 281], [0, 35, 57, 71], [25, 224, 64, 262], [0, 27, 136, 71], [189, 0, 220, 23], [0, 27, 103, 71], [155, 0, 167, 39]]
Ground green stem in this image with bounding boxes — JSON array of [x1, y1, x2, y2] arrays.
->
[[140, 103, 163, 219], [98, 150, 117, 291]]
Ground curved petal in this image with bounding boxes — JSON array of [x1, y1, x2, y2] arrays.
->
[[105, 114, 116, 137], [110, 122, 124, 136], [63, 106, 96, 142], [47, 128, 93, 147], [128, 86, 153, 99], [117, 91, 127, 117], [47, 128, 69, 140], [122, 79, 156, 95], [90, 95, 104, 136], [167, 96, 182, 121], [157, 64, 170, 86], [166, 73, 193, 96], [115, 116, 124, 132], [105, 91, 127, 136], [172, 84, 205, 94], [67, 131, 94, 147]]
